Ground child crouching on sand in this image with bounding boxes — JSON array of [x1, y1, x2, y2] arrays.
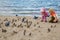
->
[[40, 8, 49, 22], [49, 8, 58, 23]]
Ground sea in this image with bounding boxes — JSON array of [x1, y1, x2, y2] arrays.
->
[[0, 0, 60, 17]]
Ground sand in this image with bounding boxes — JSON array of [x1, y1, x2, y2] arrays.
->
[[0, 16, 60, 40]]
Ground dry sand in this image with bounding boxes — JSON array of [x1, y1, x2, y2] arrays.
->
[[0, 16, 60, 40]]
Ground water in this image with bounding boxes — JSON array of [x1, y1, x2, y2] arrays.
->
[[0, 0, 60, 16]]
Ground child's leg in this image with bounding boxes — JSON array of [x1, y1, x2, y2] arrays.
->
[[45, 17, 47, 22], [49, 16, 55, 23], [44, 16, 47, 22], [41, 16, 44, 22]]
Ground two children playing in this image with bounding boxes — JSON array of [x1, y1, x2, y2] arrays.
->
[[41, 8, 58, 23]]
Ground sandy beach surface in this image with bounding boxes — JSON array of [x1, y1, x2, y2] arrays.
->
[[0, 16, 60, 40]]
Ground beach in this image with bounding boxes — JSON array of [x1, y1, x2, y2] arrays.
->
[[0, 0, 60, 40], [0, 16, 60, 40]]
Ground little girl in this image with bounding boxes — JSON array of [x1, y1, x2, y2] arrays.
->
[[40, 8, 48, 22], [49, 8, 58, 23]]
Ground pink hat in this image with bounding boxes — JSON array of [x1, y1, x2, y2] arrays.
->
[[40, 7, 46, 12]]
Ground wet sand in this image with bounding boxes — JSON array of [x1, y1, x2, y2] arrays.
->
[[0, 16, 60, 40]]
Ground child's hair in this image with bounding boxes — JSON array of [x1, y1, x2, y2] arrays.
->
[[49, 8, 54, 13]]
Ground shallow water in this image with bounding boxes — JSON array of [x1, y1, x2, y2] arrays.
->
[[0, 0, 60, 16]]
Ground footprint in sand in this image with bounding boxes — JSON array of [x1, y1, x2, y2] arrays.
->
[[29, 33, 31, 36], [11, 31, 18, 36], [48, 28, 51, 33], [0, 25, 1, 28], [17, 23, 23, 28], [12, 19, 17, 23], [34, 24, 36, 27], [2, 29, 7, 33], [38, 26, 40, 28], [4, 18, 8, 21], [54, 25, 56, 28], [27, 21, 32, 28], [13, 31, 18, 34], [1, 22, 3, 24], [51, 25, 56, 28], [37, 22, 39, 24], [51, 25, 53, 28], [15, 19, 17, 22], [12, 19, 14, 23], [23, 30, 26, 35], [22, 17, 26, 22], [13, 23, 16, 27]]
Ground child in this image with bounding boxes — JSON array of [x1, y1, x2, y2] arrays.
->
[[40, 8, 48, 22], [49, 8, 58, 23]]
